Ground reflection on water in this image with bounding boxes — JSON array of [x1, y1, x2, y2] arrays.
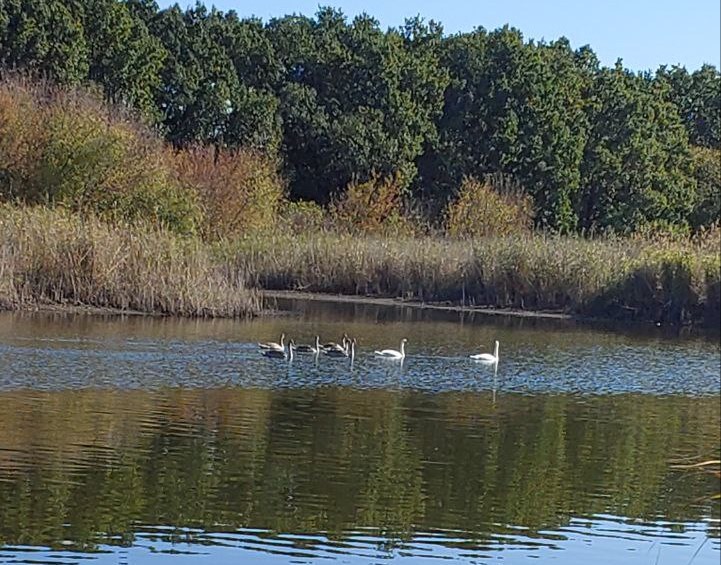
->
[[0, 302, 718, 564]]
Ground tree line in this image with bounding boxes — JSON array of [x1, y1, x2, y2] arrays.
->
[[0, 0, 719, 232]]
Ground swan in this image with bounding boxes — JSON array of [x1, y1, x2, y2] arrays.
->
[[258, 333, 285, 351], [262, 339, 295, 360], [375, 338, 407, 359], [470, 340, 499, 363], [325, 338, 355, 358], [322, 334, 348, 352], [296, 335, 321, 354]]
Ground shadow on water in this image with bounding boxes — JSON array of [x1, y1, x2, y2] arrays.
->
[[0, 300, 718, 564]]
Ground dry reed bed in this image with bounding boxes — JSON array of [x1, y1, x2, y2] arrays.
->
[[0, 206, 259, 316], [225, 232, 720, 326], [0, 205, 718, 325]]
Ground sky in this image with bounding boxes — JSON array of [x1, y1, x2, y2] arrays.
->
[[157, 0, 720, 71]]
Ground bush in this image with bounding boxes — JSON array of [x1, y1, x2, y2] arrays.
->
[[445, 176, 534, 238], [0, 80, 47, 198], [172, 145, 286, 240], [280, 200, 328, 234], [329, 172, 417, 236], [0, 76, 200, 234]]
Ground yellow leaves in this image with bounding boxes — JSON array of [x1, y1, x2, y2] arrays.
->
[[172, 145, 286, 240], [329, 172, 416, 236], [445, 176, 534, 238]]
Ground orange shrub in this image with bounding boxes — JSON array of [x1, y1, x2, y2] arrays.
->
[[445, 176, 534, 238], [329, 172, 416, 236], [172, 146, 286, 240]]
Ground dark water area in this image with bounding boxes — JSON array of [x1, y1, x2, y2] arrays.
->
[[0, 299, 718, 564]]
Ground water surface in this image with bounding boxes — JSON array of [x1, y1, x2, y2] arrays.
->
[[0, 300, 718, 564]]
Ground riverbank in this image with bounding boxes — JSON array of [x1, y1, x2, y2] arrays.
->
[[0, 205, 260, 318], [229, 231, 720, 328], [262, 290, 575, 320], [0, 205, 718, 327]]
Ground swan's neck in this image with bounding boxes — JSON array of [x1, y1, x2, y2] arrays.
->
[[400, 341, 405, 357], [350, 341, 355, 360], [280, 335, 284, 347], [288, 344, 293, 361], [494, 341, 499, 358]]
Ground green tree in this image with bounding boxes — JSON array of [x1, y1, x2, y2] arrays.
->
[[657, 64, 720, 149], [83, 0, 166, 119], [422, 27, 588, 231], [268, 9, 448, 201], [206, 12, 282, 151], [578, 63, 696, 232], [689, 146, 721, 228], [0, 0, 89, 84], [149, 4, 239, 145]]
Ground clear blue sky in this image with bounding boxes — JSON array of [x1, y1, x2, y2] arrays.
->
[[158, 0, 720, 71]]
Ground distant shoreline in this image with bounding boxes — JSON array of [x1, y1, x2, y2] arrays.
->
[[262, 290, 576, 321], [1, 292, 716, 335]]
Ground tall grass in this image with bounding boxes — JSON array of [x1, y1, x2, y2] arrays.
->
[[0, 205, 259, 316], [0, 204, 717, 325], [223, 230, 720, 326]]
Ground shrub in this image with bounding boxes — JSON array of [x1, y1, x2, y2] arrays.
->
[[0, 80, 48, 199], [0, 76, 200, 234], [329, 172, 417, 236], [445, 176, 534, 238], [280, 200, 328, 234], [173, 145, 286, 240]]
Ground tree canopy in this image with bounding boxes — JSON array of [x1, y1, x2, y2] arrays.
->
[[0, 0, 718, 231]]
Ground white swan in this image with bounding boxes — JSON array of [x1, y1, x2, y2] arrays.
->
[[325, 338, 355, 358], [262, 339, 295, 360], [375, 338, 407, 359], [296, 336, 320, 354], [258, 333, 285, 351], [322, 334, 348, 353], [470, 340, 499, 363]]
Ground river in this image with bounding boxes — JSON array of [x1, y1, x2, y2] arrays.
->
[[0, 297, 718, 564]]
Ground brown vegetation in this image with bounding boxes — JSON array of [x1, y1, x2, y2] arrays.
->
[[0, 76, 718, 325], [445, 176, 534, 238], [0, 205, 259, 317]]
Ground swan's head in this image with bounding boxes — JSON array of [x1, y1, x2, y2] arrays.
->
[[401, 338, 408, 344]]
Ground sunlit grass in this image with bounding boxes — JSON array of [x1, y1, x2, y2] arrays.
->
[[0, 205, 260, 316], [223, 229, 720, 326], [0, 204, 717, 325]]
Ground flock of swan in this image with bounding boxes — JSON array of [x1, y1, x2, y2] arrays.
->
[[258, 333, 500, 364]]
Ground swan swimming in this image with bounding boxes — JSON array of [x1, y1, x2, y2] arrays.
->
[[258, 333, 285, 351], [375, 338, 407, 360], [322, 334, 348, 353], [325, 338, 355, 359], [470, 340, 499, 363], [262, 339, 295, 360], [296, 336, 321, 354]]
